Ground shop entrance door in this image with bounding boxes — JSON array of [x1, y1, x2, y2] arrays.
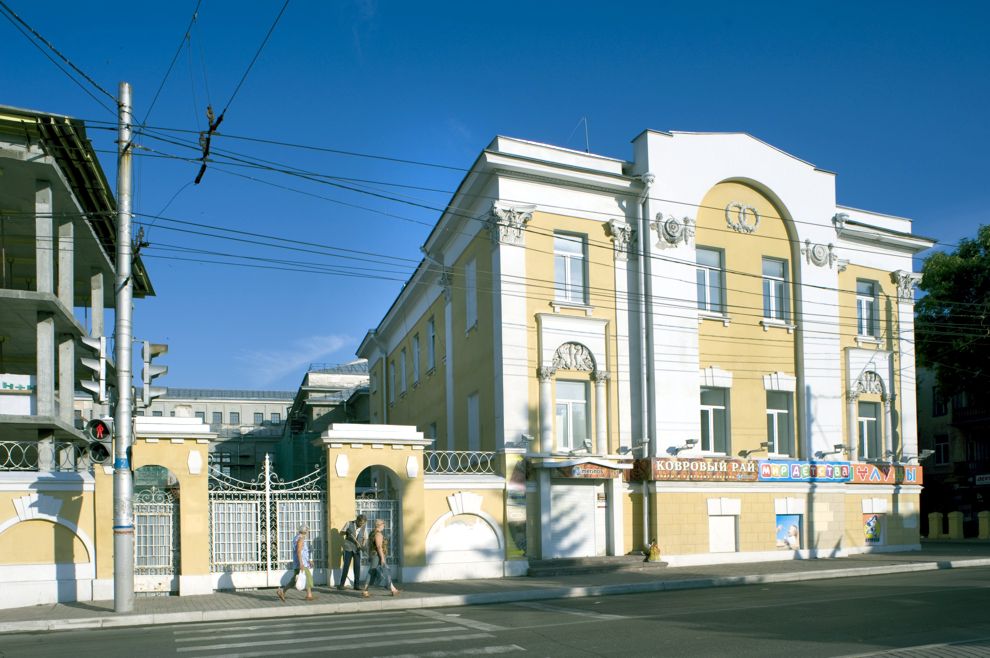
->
[[548, 481, 604, 558]]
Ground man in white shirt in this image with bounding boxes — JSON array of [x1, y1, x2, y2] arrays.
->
[[337, 514, 367, 590]]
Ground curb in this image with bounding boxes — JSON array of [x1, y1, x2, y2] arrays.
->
[[3, 558, 990, 635]]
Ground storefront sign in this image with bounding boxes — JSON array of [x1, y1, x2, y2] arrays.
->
[[558, 463, 620, 479], [851, 463, 923, 485], [0, 374, 37, 415], [975, 474, 990, 487], [645, 458, 758, 482], [758, 461, 852, 482]]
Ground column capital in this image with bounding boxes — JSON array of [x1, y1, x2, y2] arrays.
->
[[891, 269, 922, 302], [591, 369, 611, 383], [487, 202, 535, 246], [439, 269, 453, 302], [605, 220, 636, 261], [537, 366, 557, 382]]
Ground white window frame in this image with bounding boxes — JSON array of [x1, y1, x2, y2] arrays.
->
[[857, 401, 881, 460], [467, 392, 480, 452], [427, 317, 436, 371], [856, 280, 879, 338], [230, 411, 240, 425], [553, 233, 587, 305], [700, 387, 729, 454], [554, 380, 589, 452], [271, 412, 281, 424], [696, 247, 725, 315], [934, 434, 949, 465], [412, 334, 420, 383], [388, 360, 395, 404], [399, 348, 407, 393], [254, 412, 264, 425], [465, 258, 477, 330], [762, 257, 790, 322], [766, 391, 794, 457]]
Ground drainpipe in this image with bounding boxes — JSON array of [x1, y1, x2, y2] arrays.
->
[[636, 173, 655, 553]]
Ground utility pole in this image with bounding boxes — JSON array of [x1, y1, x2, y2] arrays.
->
[[113, 81, 135, 613]]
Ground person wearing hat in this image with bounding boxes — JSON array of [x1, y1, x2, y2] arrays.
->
[[337, 514, 368, 591], [276, 524, 313, 602]]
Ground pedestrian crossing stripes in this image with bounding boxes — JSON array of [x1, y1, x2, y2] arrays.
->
[[172, 610, 517, 658]]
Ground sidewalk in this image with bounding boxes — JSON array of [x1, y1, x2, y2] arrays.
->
[[3, 540, 990, 635]]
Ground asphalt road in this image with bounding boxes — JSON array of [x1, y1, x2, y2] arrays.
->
[[4, 567, 990, 657]]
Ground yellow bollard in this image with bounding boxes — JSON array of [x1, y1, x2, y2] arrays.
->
[[978, 511, 990, 540], [948, 511, 965, 539], [927, 512, 943, 539]]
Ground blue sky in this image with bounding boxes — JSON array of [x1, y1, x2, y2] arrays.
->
[[2, 1, 987, 391]]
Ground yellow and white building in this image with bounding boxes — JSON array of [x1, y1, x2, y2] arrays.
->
[[358, 130, 934, 566]]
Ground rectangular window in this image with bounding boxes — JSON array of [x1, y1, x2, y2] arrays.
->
[[554, 233, 587, 304], [389, 361, 396, 403], [465, 258, 477, 330], [696, 247, 724, 314], [195, 411, 205, 421], [412, 334, 421, 383], [857, 401, 880, 460], [856, 280, 879, 337], [427, 317, 436, 370], [152, 410, 163, 417], [762, 258, 789, 321], [427, 422, 437, 440], [254, 412, 264, 425], [212, 411, 222, 426], [400, 348, 407, 393], [555, 380, 589, 452], [271, 412, 281, 424], [935, 434, 949, 465], [700, 387, 729, 454], [766, 391, 794, 456], [467, 392, 480, 452], [932, 388, 948, 417], [230, 412, 240, 425]]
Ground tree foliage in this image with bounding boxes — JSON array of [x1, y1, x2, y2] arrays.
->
[[916, 225, 990, 397]]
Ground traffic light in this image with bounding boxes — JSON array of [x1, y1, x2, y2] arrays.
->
[[79, 335, 108, 403], [85, 417, 113, 464], [142, 341, 168, 408]]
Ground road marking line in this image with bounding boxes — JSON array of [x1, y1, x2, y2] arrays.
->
[[171, 610, 410, 634], [177, 625, 464, 652], [382, 644, 527, 657], [194, 632, 491, 658], [175, 619, 441, 642], [837, 635, 990, 657], [512, 601, 628, 621], [410, 609, 506, 632]]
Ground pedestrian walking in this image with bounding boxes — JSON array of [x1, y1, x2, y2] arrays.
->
[[362, 518, 399, 597], [276, 524, 314, 602], [337, 513, 368, 591]]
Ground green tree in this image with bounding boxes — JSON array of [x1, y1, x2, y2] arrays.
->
[[916, 224, 990, 397]]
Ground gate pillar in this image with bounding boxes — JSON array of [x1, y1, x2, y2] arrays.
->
[[133, 415, 216, 595], [317, 424, 431, 584]]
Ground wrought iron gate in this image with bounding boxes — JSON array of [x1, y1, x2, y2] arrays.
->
[[208, 454, 326, 588], [134, 486, 179, 585], [356, 498, 400, 566]]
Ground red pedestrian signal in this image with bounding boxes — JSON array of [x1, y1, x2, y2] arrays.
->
[[85, 418, 114, 464]]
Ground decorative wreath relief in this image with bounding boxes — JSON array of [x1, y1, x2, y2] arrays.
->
[[651, 214, 695, 247], [802, 240, 836, 268], [724, 202, 760, 234]]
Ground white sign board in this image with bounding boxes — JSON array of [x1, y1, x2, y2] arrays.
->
[[0, 374, 37, 415]]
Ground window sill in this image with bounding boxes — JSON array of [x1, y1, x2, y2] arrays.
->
[[855, 335, 883, 348], [551, 300, 594, 316], [766, 452, 795, 460], [760, 319, 796, 334], [698, 312, 731, 327]]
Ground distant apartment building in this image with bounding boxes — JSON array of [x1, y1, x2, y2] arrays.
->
[[137, 388, 294, 478], [917, 368, 990, 536], [280, 361, 370, 477]]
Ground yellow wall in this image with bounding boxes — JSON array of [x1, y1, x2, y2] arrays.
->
[[524, 211, 620, 451], [695, 182, 798, 456], [838, 264, 902, 452], [0, 493, 93, 565]]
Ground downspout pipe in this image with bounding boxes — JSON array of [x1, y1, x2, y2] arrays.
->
[[637, 174, 655, 553]]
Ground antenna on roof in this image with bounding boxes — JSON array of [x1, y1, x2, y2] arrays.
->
[[566, 116, 591, 153]]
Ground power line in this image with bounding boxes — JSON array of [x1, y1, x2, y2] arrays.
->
[[142, 0, 203, 126], [217, 0, 289, 120]]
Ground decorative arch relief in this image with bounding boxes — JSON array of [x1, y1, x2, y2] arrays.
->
[[12, 493, 63, 521], [725, 201, 760, 234], [652, 214, 695, 247], [446, 491, 483, 516], [856, 370, 885, 396], [551, 342, 596, 372]]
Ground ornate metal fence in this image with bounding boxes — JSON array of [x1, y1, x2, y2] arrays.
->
[[0, 441, 86, 472], [134, 486, 179, 577], [355, 498, 400, 567], [424, 450, 497, 474], [208, 454, 326, 588]]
